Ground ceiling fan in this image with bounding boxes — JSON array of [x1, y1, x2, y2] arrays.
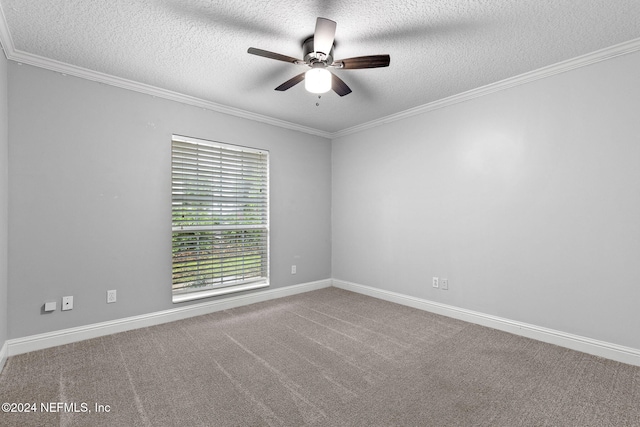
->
[[248, 17, 390, 96]]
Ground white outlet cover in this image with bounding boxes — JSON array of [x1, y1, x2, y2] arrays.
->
[[432, 277, 439, 288], [107, 290, 117, 303], [441, 278, 449, 290]]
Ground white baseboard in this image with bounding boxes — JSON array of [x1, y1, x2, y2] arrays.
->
[[0, 340, 7, 373], [9, 278, 639, 368], [332, 279, 640, 367], [7, 279, 332, 357]]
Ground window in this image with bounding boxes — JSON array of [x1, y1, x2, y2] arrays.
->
[[171, 135, 269, 303]]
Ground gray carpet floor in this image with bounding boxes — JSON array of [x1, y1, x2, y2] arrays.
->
[[1, 287, 639, 426]]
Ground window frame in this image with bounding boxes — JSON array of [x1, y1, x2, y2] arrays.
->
[[171, 134, 269, 303]]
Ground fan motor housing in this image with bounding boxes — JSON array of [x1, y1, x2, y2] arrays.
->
[[302, 36, 334, 65]]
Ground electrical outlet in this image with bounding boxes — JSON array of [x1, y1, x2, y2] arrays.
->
[[441, 278, 449, 290], [62, 296, 73, 311], [432, 277, 439, 288], [107, 290, 117, 303], [291, 265, 296, 274]]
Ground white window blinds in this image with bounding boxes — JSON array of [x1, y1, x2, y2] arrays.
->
[[171, 135, 269, 302]]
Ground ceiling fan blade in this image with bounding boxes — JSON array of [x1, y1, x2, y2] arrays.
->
[[331, 73, 352, 97], [248, 47, 301, 64], [314, 17, 337, 55], [335, 55, 391, 69], [275, 72, 306, 91]]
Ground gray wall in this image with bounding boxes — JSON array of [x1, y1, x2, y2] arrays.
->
[[7, 47, 640, 353], [8, 63, 332, 339], [332, 50, 640, 349], [0, 49, 8, 350]]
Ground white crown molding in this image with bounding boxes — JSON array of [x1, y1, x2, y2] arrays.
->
[[0, 2, 13, 59], [0, 340, 7, 373], [332, 279, 640, 367], [0, 5, 332, 140], [7, 279, 332, 357], [0, 4, 639, 140], [331, 37, 640, 139], [7, 49, 334, 139]]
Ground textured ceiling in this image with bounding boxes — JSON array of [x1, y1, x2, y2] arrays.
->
[[1, 0, 640, 135]]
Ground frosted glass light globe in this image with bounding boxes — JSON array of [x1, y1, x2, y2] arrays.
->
[[305, 68, 331, 93]]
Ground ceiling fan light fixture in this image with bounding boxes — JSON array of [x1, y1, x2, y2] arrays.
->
[[305, 68, 331, 93], [248, 17, 389, 97]]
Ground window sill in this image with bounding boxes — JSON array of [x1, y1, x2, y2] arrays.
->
[[172, 281, 270, 303]]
